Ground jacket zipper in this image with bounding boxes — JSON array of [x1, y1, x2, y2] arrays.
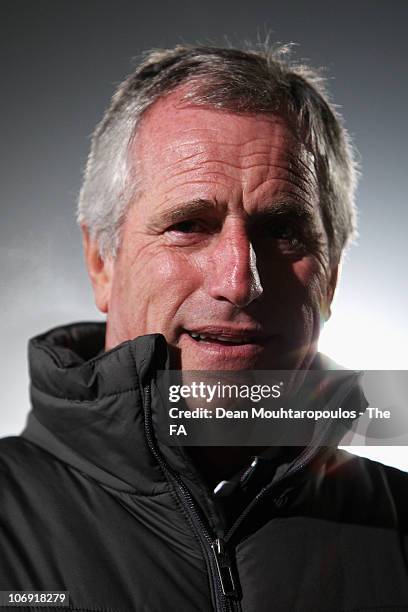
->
[[142, 380, 343, 608], [142, 383, 240, 612]]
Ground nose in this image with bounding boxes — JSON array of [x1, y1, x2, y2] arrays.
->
[[207, 223, 263, 308]]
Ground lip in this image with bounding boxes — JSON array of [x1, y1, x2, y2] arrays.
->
[[179, 326, 276, 368], [183, 325, 270, 343]]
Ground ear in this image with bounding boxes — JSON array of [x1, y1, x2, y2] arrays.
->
[[81, 225, 114, 314], [323, 263, 340, 322]]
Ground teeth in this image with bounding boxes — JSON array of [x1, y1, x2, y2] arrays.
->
[[188, 331, 252, 344]]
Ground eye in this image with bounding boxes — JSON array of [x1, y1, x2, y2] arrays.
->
[[264, 221, 301, 243], [272, 224, 296, 240], [255, 219, 310, 257], [164, 218, 216, 246], [167, 220, 204, 234]]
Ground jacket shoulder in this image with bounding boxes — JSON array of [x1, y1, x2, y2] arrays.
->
[[0, 435, 50, 472], [333, 449, 408, 520], [335, 448, 408, 482], [0, 435, 69, 489]]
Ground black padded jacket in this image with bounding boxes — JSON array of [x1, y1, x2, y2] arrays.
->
[[1, 323, 408, 612]]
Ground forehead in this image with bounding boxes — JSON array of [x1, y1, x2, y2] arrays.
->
[[129, 88, 318, 210]]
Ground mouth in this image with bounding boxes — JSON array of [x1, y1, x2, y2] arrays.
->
[[185, 330, 265, 346], [178, 326, 278, 369], [182, 326, 270, 347]]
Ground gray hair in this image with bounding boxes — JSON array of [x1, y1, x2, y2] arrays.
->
[[77, 43, 358, 267]]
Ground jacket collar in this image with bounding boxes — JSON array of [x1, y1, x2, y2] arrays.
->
[[22, 322, 365, 497], [23, 322, 172, 494]]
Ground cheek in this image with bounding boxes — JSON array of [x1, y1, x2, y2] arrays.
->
[[291, 255, 327, 296], [113, 248, 202, 328], [144, 249, 202, 290], [272, 257, 326, 334], [263, 255, 326, 308], [293, 258, 328, 335]]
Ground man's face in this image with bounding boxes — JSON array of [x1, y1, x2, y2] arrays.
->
[[86, 89, 336, 371]]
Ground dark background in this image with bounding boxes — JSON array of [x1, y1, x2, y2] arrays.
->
[[1, 0, 407, 467]]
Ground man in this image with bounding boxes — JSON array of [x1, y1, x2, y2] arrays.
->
[[1, 44, 407, 612]]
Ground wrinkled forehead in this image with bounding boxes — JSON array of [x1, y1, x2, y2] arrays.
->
[[128, 88, 317, 191]]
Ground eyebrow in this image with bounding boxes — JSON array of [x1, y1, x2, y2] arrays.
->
[[250, 200, 317, 227], [147, 196, 317, 231], [147, 198, 221, 230]]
